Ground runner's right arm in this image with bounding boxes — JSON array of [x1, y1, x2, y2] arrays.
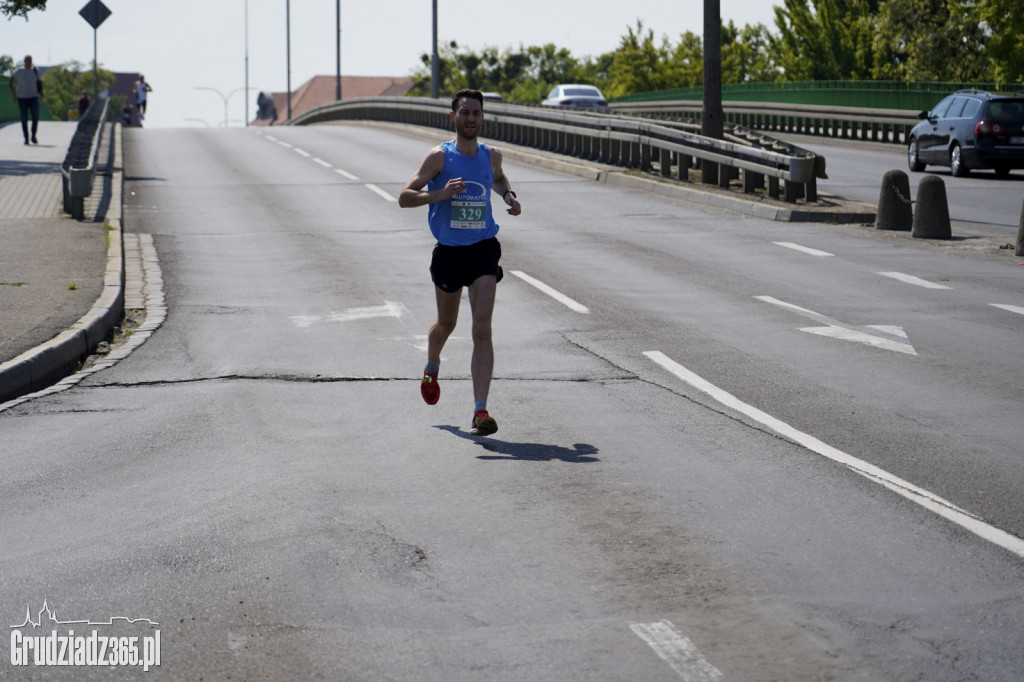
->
[[399, 146, 465, 208]]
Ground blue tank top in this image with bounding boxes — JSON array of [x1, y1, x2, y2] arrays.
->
[[427, 141, 499, 246]]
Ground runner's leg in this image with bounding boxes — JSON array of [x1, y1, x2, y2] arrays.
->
[[467, 275, 497, 403]]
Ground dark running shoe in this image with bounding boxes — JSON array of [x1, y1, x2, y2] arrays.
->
[[421, 372, 440, 405], [470, 409, 498, 436]]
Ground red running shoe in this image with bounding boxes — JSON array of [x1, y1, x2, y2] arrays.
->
[[470, 409, 498, 436], [421, 372, 440, 405]]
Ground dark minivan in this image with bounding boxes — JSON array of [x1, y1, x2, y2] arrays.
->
[[907, 89, 1024, 177]]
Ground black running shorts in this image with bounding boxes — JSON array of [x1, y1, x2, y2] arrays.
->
[[429, 237, 503, 293]]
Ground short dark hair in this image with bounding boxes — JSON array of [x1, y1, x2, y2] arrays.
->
[[451, 89, 484, 112]]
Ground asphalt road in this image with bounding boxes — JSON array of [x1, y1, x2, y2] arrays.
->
[[2, 123, 1023, 681]]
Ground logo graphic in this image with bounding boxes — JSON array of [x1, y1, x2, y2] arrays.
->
[[10, 600, 160, 671]]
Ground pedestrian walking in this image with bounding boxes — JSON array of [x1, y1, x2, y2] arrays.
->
[[8, 55, 42, 145], [399, 88, 522, 436], [135, 75, 152, 115], [77, 91, 91, 119]]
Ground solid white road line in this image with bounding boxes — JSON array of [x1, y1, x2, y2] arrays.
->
[[364, 183, 397, 202], [877, 271, 952, 289], [334, 168, 360, 181], [643, 350, 1024, 559], [772, 241, 834, 257], [510, 270, 590, 314], [990, 303, 1024, 316], [630, 621, 722, 681]]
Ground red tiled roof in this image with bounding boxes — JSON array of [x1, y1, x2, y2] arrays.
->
[[251, 74, 415, 126]]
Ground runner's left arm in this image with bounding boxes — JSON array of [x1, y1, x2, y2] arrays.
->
[[490, 148, 521, 216]]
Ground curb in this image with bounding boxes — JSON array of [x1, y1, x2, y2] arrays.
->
[[0, 123, 125, 405]]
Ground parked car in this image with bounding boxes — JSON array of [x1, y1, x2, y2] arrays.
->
[[482, 92, 503, 103], [541, 84, 609, 112], [907, 89, 1024, 177]]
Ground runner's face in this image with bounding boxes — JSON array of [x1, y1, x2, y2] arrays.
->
[[453, 98, 483, 140]]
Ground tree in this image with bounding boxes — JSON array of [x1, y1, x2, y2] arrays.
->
[[40, 61, 115, 121], [0, 54, 14, 75], [1, 0, 46, 20], [975, 0, 1024, 82], [722, 21, 780, 83], [772, 0, 879, 80], [872, 0, 989, 81]]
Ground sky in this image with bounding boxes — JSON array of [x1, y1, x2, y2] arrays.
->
[[2, 0, 780, 128]]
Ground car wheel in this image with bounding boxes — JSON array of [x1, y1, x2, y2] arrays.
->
[[907, 139, 925, 172], [950, 144, 969, 177]]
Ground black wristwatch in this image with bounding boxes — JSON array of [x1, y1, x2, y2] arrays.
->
[[503, 190, 517, 199]]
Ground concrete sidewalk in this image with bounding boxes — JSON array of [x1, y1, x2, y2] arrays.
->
[[0, 119, 125, 404]]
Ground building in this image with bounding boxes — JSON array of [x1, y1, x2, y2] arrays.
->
[[252, 74, 415, 126]]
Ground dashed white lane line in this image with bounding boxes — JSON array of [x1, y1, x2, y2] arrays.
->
[[335, 168, 360, 181], [276, 141, 292, 148], [312, 157, 332, 168], [773, 241, 834, 257], [991, 303, 1024, 316], [293, 148, 312, 158], [643, 350, 1024, 559], [630, 621, 722, 681], [878, 271, 952, 289], [265, 135, 278, 142], [364, 183, 396, 202], [510, 270, 590, 314]]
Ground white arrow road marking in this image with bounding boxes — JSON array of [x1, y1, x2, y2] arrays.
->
[[991, 303, 1024, 316], [329, 301, 405, 322], [644, 351, 1024, 559], [630, 621, 722, 681], [756, 295, 917, 355], [290, 301, 406, 328], [772, 241, 834, 257], [878, 271, 952, 289], [510, 270, 590, 314], [365, 183, 397, 202]]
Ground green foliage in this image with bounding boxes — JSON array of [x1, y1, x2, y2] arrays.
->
[[406, 3, 1023, 102], [40, 61, 115, 121], [0, 54, 14, 76], [772, 0, 879, 80], [974, 0, 1024, 82], [872, 0, 989, 81], [1, 0, 46, 19]]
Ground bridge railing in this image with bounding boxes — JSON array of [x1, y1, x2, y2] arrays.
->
[[60, 96, 110, 219], [611, 100, 922, 145], [288, 96, 826, 203]]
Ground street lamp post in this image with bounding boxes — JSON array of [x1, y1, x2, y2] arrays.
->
[[194, 86, 259, 127]]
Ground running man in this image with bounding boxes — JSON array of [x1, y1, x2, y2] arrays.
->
[[399, 88, 522, 436]]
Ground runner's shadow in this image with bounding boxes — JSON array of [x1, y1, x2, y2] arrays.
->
[[434, 425, 600, 463]]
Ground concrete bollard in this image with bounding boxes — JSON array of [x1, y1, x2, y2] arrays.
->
[[1017, 198, 1024, 257], [876, 170, 913, 231], [912, 175, 952, 239]]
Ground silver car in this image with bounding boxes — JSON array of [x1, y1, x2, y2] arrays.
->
[[541, 84, 609, 112]]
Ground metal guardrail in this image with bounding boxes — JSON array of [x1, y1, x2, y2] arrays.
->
[[61, 96, 110, 219], [289, 96, 826, 203], [611, 100, 921, 145]]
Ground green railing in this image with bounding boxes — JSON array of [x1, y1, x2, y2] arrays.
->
[[614, 80, 1024, 112]]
